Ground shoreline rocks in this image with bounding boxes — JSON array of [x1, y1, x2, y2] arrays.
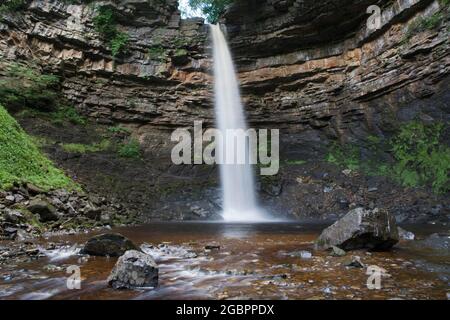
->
[[315, 207, 399, 251], [81, 233, 138, 257]]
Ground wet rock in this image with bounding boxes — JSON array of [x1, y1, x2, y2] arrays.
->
[[289, 250, 312, 259], [107, 250, 158, 289], [205, 244, 220, 250], [330, 246, 346, 257], [398, 227, 415, 241], [3, 209, 25, 224], [344, 256, 365, 268], [81, 233, 138, 257], [27, 199, 58, 222], [315, 207, 399, 251], [5, 195, 15, 204]]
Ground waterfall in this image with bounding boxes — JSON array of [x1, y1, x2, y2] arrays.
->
[[210, 24, 266, 222]]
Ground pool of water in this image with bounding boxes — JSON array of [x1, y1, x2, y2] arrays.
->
[[0, 222, 448, 300]]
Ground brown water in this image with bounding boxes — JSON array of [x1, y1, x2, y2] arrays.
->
[[0, 222, 448, 300]]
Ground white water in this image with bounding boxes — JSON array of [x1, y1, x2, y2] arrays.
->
[[210, 24, 266, 222]]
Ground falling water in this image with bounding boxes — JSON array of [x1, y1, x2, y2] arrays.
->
[[210, 24, 266, 222]]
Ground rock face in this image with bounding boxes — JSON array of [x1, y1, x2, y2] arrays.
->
[[315, 207, 399, 251], [0, 0, 212, 127], [81, 233, 138, 257], [224, 0, 449, 159], [0, 0, 448, 222], [107, 250, 158, 289]]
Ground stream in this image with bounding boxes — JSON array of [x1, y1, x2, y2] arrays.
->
[[0, 222, 448, 300]]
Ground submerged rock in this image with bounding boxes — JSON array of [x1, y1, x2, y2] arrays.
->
[[81, 233, 138, 257], [315, 207, 399, 251], [330, 246, 346, 257], [27, 199, 58, 222], [107, 250, 158, 289]]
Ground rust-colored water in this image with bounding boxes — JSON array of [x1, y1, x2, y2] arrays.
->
[[0, 223, 448, 300]]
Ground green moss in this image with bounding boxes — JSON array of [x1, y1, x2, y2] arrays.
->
[[147, 46, 168, 62], [110, 32, 129, 58], [50, 106, 86, 126], [284, 160, 307, 165], [93, 6, 129, 58], [0, 104, 77, 191], [326, 121, 450, 194], [0, 0, 26, 16], [326, 141, 361, 171], [61, 139, 110, 154], [118, 138, 141, 158], [0, 62, 60, 111], [402, 9, 447, 44], [108, 125, 131, 135], [391, 121, 449, 194]]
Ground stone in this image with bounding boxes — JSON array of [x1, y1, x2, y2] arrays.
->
[[330, 246, 346, 257], [26, 183, 44, 195], [3, 209, 25, 224], [107, 250, 158, 289], [398, 227, 415, 241], [81, 233, 138, 257], [315, 207, 399, 251], [27, 199, 58, 222], [344, 256, 365, 268]]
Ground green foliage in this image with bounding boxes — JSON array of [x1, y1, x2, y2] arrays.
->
[[118, 138, 141, 158], [326, 142, 361, 171], [51, 106, 86, 126], [147, 46, 168, 62], [403, 10, 446, 43], [0, 104, 77, 191], [188, 0, 234, 23], [93, 6, 129, 58], [0, 62, 60, 111], [110, 32, 129, 57], [391, 121, 449, 194], [61, 139, 110, 154], [108, 125, 131, 135], [326, 122, 450, 194], [0, 0, 26, 15]]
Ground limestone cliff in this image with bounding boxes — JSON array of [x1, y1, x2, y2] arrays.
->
[[0, 0, 448, 222], [224, 0, 449, 159]]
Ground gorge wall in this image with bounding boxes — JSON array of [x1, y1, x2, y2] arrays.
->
[[0, 0, 448, 222]]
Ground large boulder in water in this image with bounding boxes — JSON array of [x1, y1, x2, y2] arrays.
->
[[107, 250, 158, 289], [315, 207, 399, 251], [81, 233, 138, 257]]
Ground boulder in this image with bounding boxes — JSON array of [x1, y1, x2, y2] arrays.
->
[[107, 250, 158, 289], [27, 199, 58, 222], [315, 207, 399, 251], [81, 233, 138, 257]]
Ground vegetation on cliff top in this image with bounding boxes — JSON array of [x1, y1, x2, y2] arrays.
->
[[188, 0, 234, 23], [0, 104, 77, 191], [327, 121, 450, 194]]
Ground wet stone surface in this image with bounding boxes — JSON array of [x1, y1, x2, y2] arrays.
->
[[0, 222, 448, 300]]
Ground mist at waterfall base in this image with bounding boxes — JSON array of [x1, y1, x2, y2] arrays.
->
[[210, 24, 271, 223]]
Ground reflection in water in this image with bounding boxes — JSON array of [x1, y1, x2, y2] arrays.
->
[[0, 222, 448, 300]]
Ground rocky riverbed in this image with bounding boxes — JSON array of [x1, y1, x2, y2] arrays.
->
[[0, 222, 448, 300]]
